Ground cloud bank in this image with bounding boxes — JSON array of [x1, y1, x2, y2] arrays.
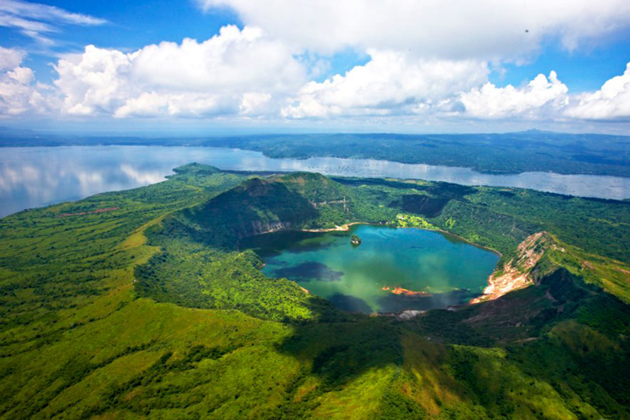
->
[[2, 0, 630, 128], [460, 72, 569, 119], [198, 0, 630, 60], [53, 26, 305, 118], [282, 52, 489, 118], [565, 64, 630, 120], [3, 42, 630, 124]]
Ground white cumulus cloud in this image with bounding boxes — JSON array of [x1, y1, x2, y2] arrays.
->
[[113, 92, 234, 118], [54, 45, 131, 116], [565, 63, 630, 120], [459, 71, 569, 119], [4, 2, 630, 129], [282, 50, 488, 118], [53, 25, 307, 118], [0, 47, 48, 116]]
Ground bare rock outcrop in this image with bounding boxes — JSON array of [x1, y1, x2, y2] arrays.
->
[[472, 232, 551, 303]]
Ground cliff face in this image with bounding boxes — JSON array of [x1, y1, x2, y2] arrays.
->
[[472, 232, 552, 303], [185, 178, 317, 243], [248, 220, 294, 237]]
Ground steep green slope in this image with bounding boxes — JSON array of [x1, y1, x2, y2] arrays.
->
[[1, 165, 629, 419], [179, 172, 359, 247]]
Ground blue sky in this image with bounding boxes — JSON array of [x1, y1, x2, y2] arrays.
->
[[488, 33, 630, 93], [0, 1, 240, 80], [2, 0, 370, 86], [1, 0, 630, 134]]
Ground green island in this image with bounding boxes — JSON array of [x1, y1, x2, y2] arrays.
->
[[1, 163, 630, 419]]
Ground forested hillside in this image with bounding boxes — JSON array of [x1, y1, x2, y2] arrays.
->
[[1, 165, 629, 419], [207, 132, 630, 177]]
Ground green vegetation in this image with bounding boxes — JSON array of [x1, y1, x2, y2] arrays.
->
[[395, 213, 438, 230], [1, 164, 630, 419], [178, 172, 358, 247], [336, 176, 630, 266], [134, 221, 340, 323]]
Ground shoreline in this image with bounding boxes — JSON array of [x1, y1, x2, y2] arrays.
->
[[418, 226, 503, 258], [300, 222, 365, 233], [301, 221, 502, 258]]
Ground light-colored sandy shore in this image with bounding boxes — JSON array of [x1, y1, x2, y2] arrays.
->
[[301, 222, 364, 233]]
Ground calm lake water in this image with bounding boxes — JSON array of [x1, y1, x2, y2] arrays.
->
[[242, 225, 500, 313], [1, 145, 629, 218]]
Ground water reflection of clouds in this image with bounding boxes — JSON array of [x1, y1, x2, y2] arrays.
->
[[1, 146, 629, 218], [119, 164, 165, 185], [0, 147, 178, 217]]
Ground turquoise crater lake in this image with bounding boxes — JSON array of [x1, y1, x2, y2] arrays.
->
[[243, 225, 500, 314]]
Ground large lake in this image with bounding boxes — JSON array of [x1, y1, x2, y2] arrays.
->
[[242, 225, 500, 313], [1, 145, 629, 218]]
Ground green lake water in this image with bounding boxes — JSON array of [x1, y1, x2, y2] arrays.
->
[[242, 225, 500, 314]]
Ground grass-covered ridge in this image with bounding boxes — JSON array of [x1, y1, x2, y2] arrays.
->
[[1, 164, 629, 419]]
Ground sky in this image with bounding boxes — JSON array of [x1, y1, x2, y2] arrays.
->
[[1, 0, 630, 135]]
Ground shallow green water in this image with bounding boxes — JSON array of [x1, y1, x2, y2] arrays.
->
[[243, 225, 500, 314]]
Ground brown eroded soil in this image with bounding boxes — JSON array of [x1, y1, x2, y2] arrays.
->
[[471, 232, 550, 304]]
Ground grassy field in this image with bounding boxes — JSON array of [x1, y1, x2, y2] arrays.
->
[[1, 164, 629, 419]]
